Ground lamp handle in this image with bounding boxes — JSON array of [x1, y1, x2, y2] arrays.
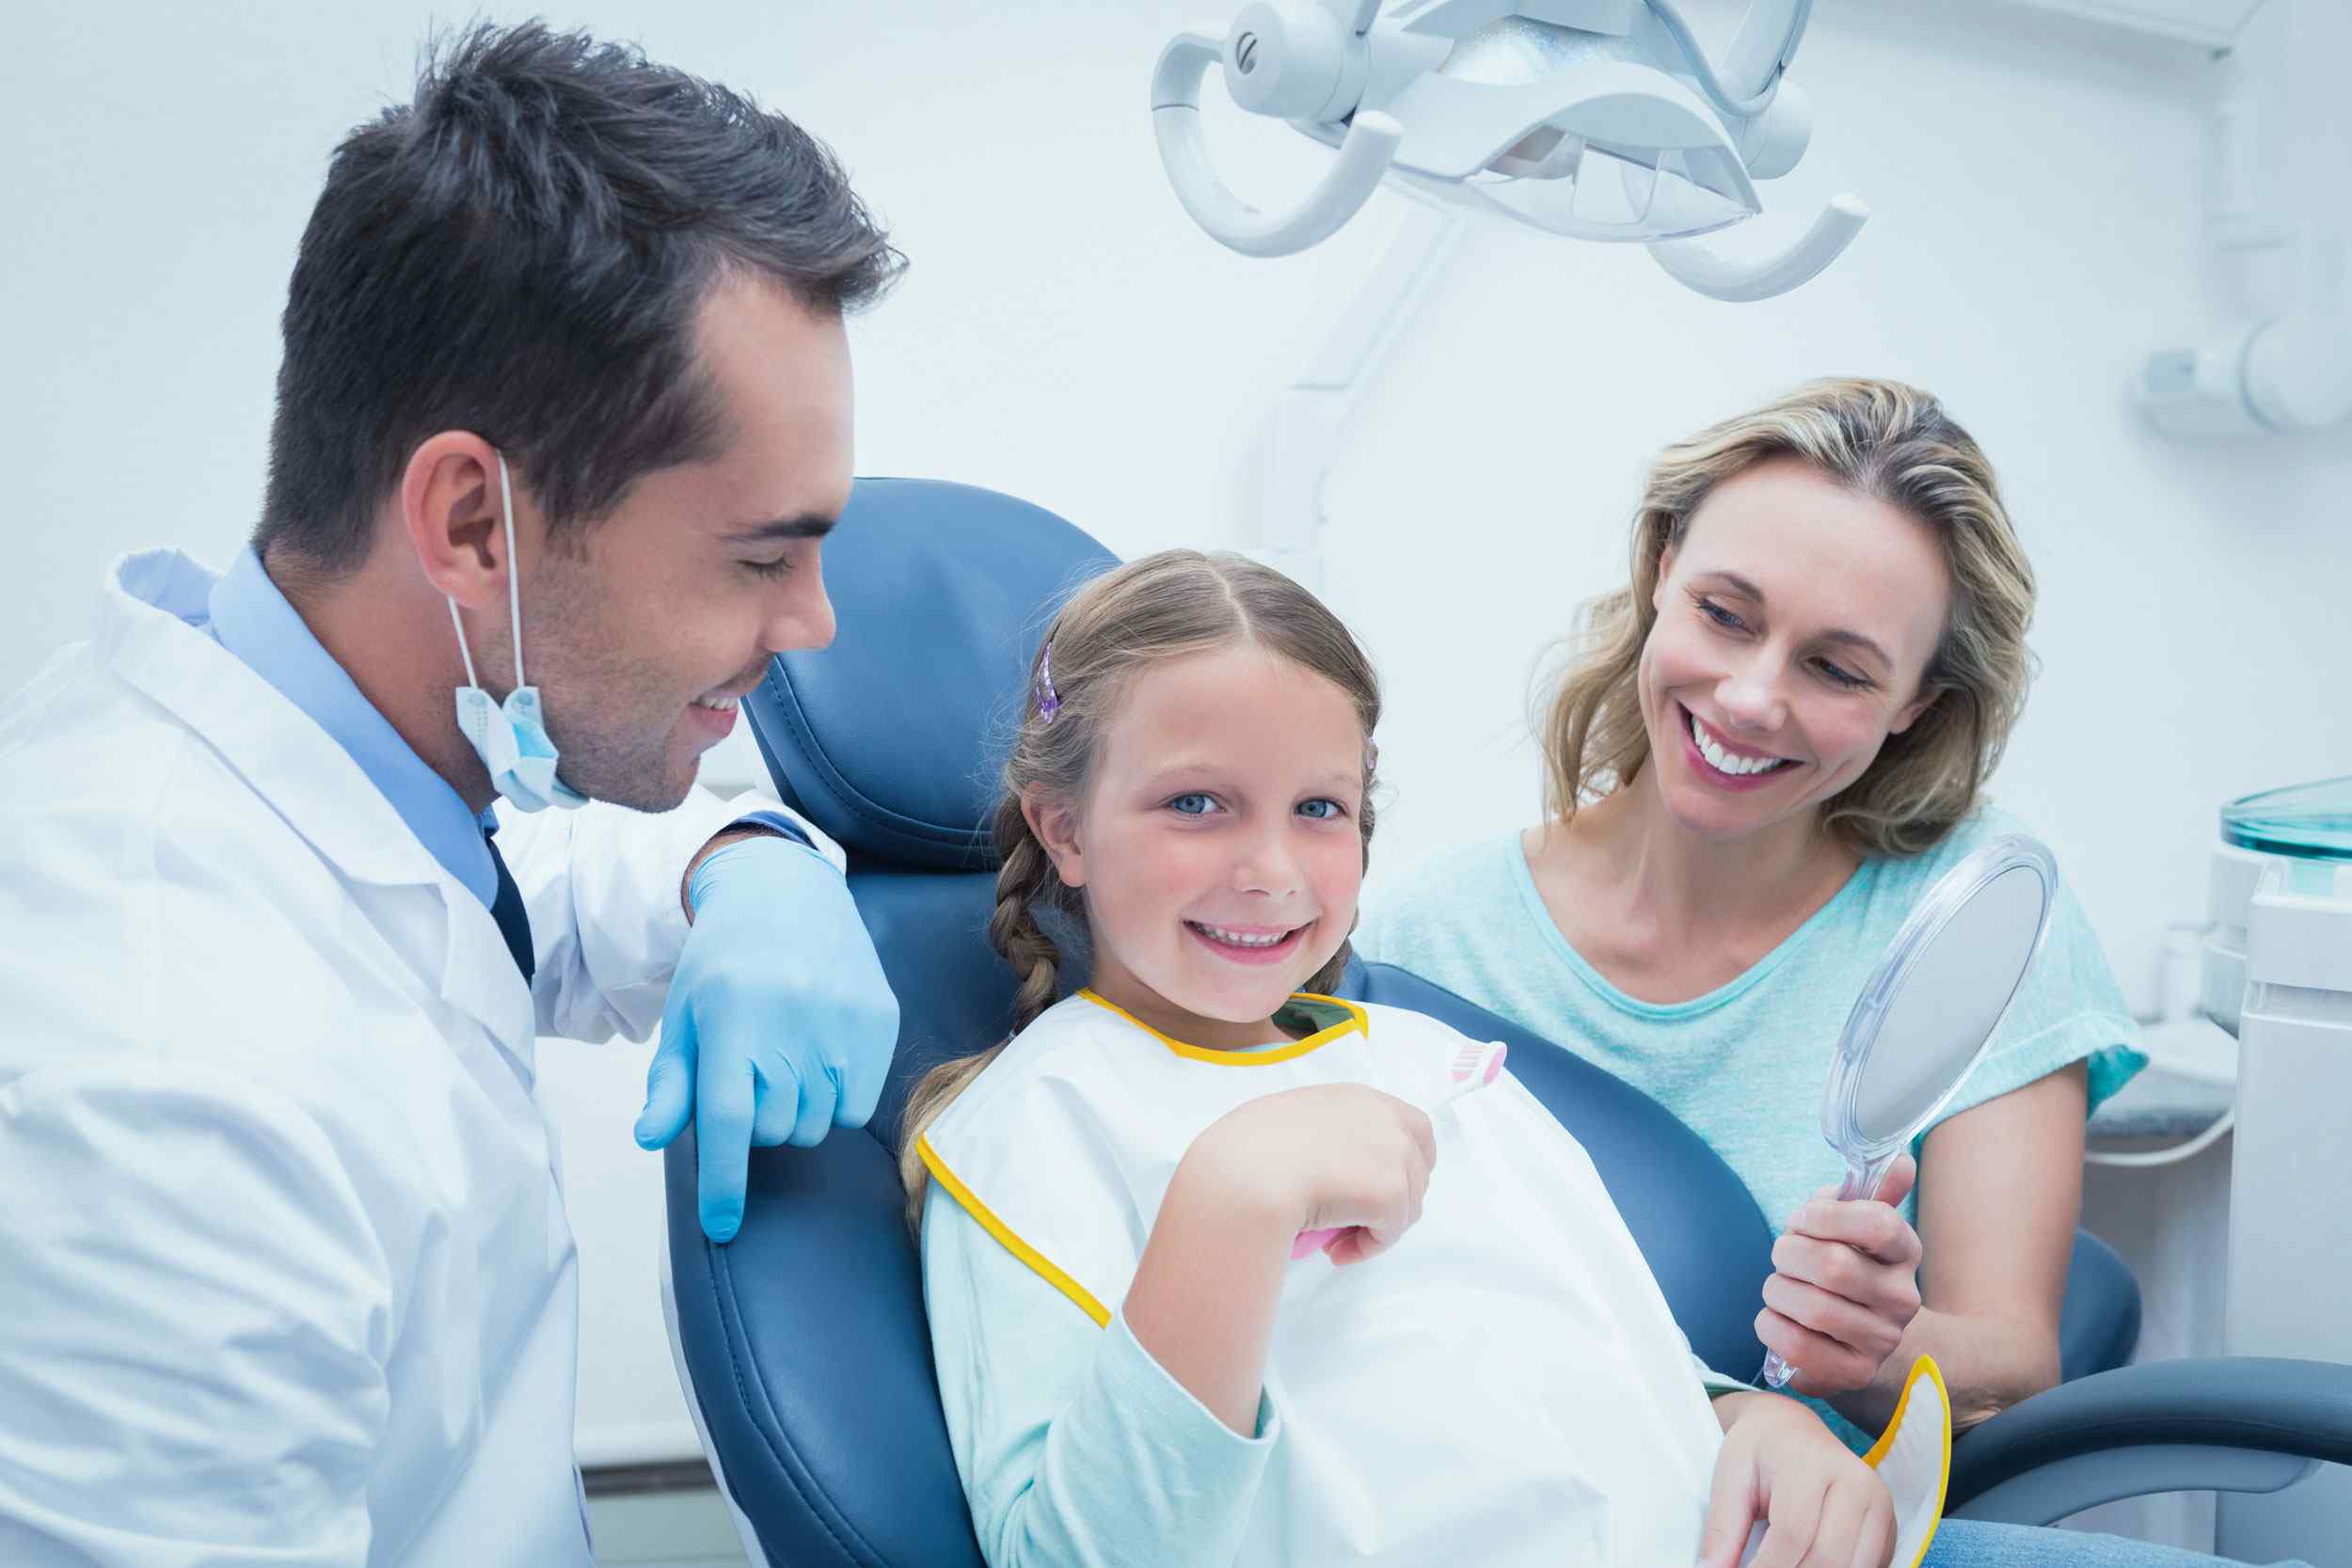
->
[[1152, 26, 1402, 259], [1647, 192, 1867, 303]]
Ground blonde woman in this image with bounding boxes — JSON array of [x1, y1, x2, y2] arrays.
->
[[1358, 379, 2148, 1453]]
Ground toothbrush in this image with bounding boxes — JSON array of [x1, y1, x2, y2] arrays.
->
[[1425, 1037, 1508, 1110], [1290, 1039, 1508, 1261]]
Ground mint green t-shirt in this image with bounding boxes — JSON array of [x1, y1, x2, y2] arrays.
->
[[1354, 805, 2145, 1451]]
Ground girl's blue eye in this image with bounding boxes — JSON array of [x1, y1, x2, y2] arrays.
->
[[1296, 798, 1345, 820], [1168, 793, 1216, 816]]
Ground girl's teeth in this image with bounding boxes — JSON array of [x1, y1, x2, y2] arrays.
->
[[1195, 923, 1289, 947], [1691, 711, 1786, 777]]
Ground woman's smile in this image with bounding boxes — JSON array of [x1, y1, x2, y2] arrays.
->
[[1679, 704, 1800, 791]]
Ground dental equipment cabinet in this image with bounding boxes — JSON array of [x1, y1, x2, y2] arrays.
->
[[2199, 780, 2352, 1562]]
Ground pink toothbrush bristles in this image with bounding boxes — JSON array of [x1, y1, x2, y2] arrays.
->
[[1290, 1039, 1507, 1261]]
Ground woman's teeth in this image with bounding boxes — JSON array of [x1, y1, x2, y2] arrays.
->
[[1690, 710, 1790, 777], [691, 694, 740, 712], [1189, 922, 1293, 948]]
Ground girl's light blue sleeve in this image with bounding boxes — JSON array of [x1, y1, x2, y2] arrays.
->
[[920, 1182, 1281, 1568]]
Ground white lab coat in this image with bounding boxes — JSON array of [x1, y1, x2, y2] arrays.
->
[[0, 550, 835, 1566]]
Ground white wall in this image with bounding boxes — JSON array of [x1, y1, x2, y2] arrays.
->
[[8, 0, 2347, 1477]]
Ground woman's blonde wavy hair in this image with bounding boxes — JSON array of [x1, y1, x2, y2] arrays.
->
[[1539, 378, 2036, 859], [896, 549, 1383, 1226]]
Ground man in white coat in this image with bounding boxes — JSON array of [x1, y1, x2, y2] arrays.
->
[[0, 24, 906, 1564]]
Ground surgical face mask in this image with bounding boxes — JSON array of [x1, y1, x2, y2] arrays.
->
[[445, 454, 590, 814]]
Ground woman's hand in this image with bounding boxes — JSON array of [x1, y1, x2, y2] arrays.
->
[[1699, 1392, 1896, 1568], [1188, 1084, 1438, 1266], [1759, 1153, 1924, 1397]]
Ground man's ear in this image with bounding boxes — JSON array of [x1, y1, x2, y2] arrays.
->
[[400, 432, 529, 611], [1021, 787, 1086, 890]]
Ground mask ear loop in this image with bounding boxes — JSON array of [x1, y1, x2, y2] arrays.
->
[[446, 592, 483, 691], [443, 451, 523, 694], [497, 453, 524, 690]]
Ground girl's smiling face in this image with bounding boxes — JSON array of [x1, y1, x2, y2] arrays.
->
[[1026, 641, 1368, 1051], [1640, 457, 1952, 844]]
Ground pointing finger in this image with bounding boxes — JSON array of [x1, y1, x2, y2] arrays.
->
[[695, 1052, 757, 1243]]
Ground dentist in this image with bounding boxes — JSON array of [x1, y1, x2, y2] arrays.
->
[[0, 24, 900, 1563]]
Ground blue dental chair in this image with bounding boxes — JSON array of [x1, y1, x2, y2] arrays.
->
[[660, 479, 2352, 1568]]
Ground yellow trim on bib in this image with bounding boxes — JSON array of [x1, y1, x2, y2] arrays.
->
[[1078, 989, 1369, 1065], [1862, 1354, 1952, 1568], [917, 1136, 1111, 1327]]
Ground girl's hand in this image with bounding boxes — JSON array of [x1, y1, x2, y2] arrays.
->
[[1759, 1154, 1924, 1397], [1129, 1085, 1434, 1435], [1699, 1393, 1897, 1568], [1187, 1084, 1437, 1265]]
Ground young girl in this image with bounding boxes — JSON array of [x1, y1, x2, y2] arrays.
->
[[898, 548, 1929, 1568]]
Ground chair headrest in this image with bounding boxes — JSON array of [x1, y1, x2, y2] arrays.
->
[[743, 479, 1118, 871]]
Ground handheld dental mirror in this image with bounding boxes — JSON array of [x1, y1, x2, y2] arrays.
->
[[1758, 834, 2058, 1390]]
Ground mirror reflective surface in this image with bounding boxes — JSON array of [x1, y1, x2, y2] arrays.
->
[[1847, 863, 2049, 1148]]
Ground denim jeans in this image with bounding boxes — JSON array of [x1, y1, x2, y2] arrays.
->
[[1921, 1520, 2313, 1568]]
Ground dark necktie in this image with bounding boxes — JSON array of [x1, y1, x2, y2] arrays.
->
[[483, 827, 536, 985]]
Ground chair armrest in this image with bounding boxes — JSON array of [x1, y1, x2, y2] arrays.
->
[[2057, 1228, 2139, 1382], [663, 1121, 989, 1568], [1948, 1357, 2352, 1526]]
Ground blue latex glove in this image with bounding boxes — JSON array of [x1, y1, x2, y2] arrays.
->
[[635, 833, 898, 1243]]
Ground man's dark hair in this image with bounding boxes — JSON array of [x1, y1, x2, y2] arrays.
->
[[255, 22, 903, 572]]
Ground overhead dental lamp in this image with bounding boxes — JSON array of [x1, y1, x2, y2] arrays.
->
[[1152, 0, 1867, 301]]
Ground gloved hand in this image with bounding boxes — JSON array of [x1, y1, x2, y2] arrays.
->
[[635, 832, 899, 1243]]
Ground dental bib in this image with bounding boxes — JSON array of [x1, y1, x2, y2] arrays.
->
[[920, 990, 1728, 1566]]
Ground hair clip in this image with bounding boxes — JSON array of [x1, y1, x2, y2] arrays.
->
[[1037, 642, 1060, 723]]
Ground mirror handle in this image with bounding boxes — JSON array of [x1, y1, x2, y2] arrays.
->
[[1758, 1149, 1902, 1388]]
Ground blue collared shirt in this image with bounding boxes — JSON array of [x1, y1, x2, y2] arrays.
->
[[203, 546, 503, 909], [198, 547, 813, 914]]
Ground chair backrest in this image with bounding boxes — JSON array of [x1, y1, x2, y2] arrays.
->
[[660, 479, 2135, 1568]]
